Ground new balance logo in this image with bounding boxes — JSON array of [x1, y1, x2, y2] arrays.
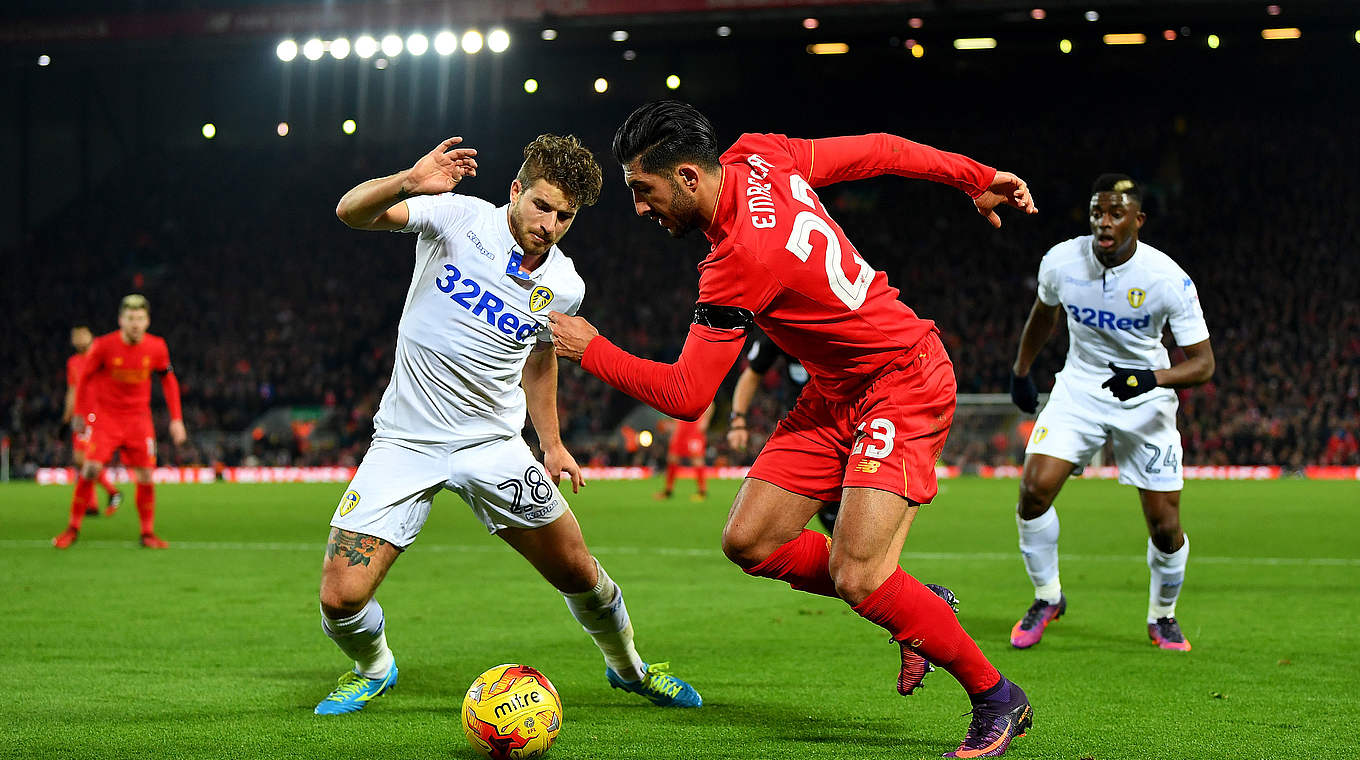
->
[[854, 460, 881, 473]]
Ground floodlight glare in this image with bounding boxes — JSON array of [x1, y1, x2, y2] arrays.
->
[[953, 37, 997, 50], [302, 38, 325, 60], [594, 77, 608, 93], [277, 122, 289, 137], [611, 30, 629, 42], [803, 18, 819, 30], [342, 119, 357, 135], [202, 123, 216, 139], [381, 34, 403, 57], [1085, 11, 1100, 22], [330, 37, 350, 59], [716, 25, 732, 37], [524, 78, 539, 93], [276, 39, 298, 62], [407, 33, 429, 56], [462, 30, 483, 54], [1207, 34, 1221, 48], [1059, 39, 1073, 53], [638, 430, 653, 447], [38, 54, 52, 66], [354, 35, 378, 58], [488, 29, 510, 52], [910, 43, 925, 58], [434, 31, 458, 55], [666, 74, 681, 89], [541, 29, 558, 41]]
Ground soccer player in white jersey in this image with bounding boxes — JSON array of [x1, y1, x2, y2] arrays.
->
[[1007, 174, 1215, 652], [315, 134, 701, 715]]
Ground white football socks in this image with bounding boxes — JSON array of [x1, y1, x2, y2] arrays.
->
[[321, 598, 395, 680], [1147, 534, 1189, 623], [1017, 507, 1063, 604], [563, 558, 646, 682]]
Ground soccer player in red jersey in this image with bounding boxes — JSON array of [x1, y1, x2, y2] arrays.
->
[[54, 295, 187, 549], [656, 402, 714, 501], [550, 101, 1038, 758], [62, 325, 123, 516]]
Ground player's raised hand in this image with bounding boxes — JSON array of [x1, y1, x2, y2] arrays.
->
[[401, 137, 479, 196], [543, 444, 586, 494], [973, 171, 1037, 228], [546, 311, 599, 363]]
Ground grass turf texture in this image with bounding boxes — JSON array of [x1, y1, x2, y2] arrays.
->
[[3, 477, 1357, 759]]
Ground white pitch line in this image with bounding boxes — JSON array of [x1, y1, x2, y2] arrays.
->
[[3, 539, 1358, 567]]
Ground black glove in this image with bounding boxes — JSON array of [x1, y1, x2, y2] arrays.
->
[[1101, 362, 1158, 401], [1010, 372, 1039, 413]]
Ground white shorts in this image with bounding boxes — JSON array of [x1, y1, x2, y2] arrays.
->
[[1026, 379, 1185, 491], [329, 436, 569, 547]]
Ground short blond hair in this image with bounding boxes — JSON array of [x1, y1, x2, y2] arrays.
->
[[120, 294, 150, 314]]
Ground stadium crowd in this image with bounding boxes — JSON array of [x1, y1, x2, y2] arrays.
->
[[3, 115, 1355, 475]]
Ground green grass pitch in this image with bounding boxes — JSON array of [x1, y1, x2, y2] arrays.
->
[[3, 477, 1358, 759]]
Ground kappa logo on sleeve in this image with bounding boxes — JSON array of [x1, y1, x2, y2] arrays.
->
[[529, 286, 554, 312], [339, 490, 361, 516]]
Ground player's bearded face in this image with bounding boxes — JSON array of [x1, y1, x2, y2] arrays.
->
[[118, 308, 149, 343], [509, 179, 577, 257], [625, 162, 700, 239], [1088, 192, 1145, 266]]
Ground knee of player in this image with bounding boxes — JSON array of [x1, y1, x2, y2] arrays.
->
[[720, 524, 768, 569], [1147, 517, 1183, 551], [1017, 477, 1056, 513], [318, 578, 372, 617], [826, 558, 879, 606]]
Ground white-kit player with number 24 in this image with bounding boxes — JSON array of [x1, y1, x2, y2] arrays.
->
[[313, 134, 701, 716], [1007, 174, 1216, 652]]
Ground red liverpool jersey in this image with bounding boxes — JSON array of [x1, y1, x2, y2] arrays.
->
[[699, 133, 993, 401], [76, 332, 180, 420], [66, 352, 104, 419]]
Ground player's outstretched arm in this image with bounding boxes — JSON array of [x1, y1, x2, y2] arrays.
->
[[973, 171, 1038, 229], [522, 344, 584, 493], [335, 137, 478, 231], [1010, 298, 1062, 413], [548, 312, 746, 422]]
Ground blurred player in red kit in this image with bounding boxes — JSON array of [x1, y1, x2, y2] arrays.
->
[[62, 325, 122, 516], [551, 101, 1037, 758], [656, 402, 714, 501], [54, 295, 187, 549]]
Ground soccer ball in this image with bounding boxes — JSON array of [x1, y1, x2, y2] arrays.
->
[[461, 664, 563, 760]]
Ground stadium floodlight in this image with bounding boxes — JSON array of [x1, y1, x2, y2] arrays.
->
[[407, 33, 429, 56], [330, 37, 351, 59], [666, 74, 681, 89], [354, 35, 378, 58], [342, 119, 357, 135], [910, 43, 925, 58], [277, 122, 289, 137], [201, 123, 216, 139], [594, 77, 608, 93], [953, 37, 997, 50], [462, 30, 483, 54], [541, 29, 558, 41], [434, 31, 458, 55], [1266, 4, 1281, 16], [303, 38, 325, 60], [1355, 30, 1359, 44], [38, 54, 51, 66], [1103, 33, 1146, 45], [637, 430, 653, 447], [802, 18, 819, 30], [716, 25, 732, 37], [1059, 38, 1073, 53], [488, 29, 510, 52], [806, 42, 849, 55], [375, 58, 388, 69], [381, 34, 403, 57], [276, 39, 298, 62], [1085, 11, 1100, 22], [1261, 28, 1301, 40], [1207, 34, 1221, 48], [1031, 9, 1046, 20], [611, 30, 629, 42], [909, 17, 923, 29], [524, 78, 539, 94]]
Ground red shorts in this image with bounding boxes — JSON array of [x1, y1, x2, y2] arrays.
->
[[669, 429, 706, 458], [88, 415, 157, 468], [71, 419, 94, 455], [747, 331, 955, 505]]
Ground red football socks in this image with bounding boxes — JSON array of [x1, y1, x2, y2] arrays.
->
[[135, 483, 156, 535], [694, 464, 707, 495], [97, 469, 118, 496], [663, 464, 678, 494], [853, 568, 1000, 694], [68, 478, 96, 529], [744, 529, 839, 598]]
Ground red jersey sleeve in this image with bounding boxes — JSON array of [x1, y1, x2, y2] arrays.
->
[[74, 338, 106, 412], [154, 338, 183, 421], [734, 132, 994, 198], [66, 355, 80, 388], [581, 324, 746, 421]]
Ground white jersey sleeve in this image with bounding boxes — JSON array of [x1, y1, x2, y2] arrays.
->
[[1162, 273, 1210, 347], [1035, 244, 1064, 306], [399, 193, 476, 239]]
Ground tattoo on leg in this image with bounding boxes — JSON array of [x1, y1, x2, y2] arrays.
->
[[326, 530, 388, 567]]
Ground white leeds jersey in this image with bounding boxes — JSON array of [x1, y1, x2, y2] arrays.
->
[[372, 193, 584, 442], [1037, 235, 1209, 409]]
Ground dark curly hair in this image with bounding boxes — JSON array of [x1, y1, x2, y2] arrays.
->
[[516, 134, 602, 208]]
